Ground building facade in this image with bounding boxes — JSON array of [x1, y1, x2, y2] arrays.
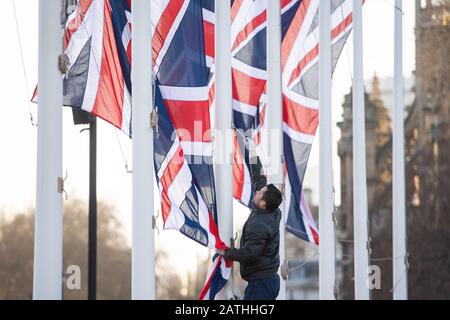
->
[[337, 0, 450, 299]]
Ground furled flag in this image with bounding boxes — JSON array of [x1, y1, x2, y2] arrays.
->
[[151, 0, 232, 300], [198, 253, 233, 300], [150, 0, 232, 299], [34, 0, 133, 135], [153, 81, 225, 251], [230, 0, 302, 208], [281, 0, 356, 243], [153, 0, 217, 219], [231, 0, 358, 245], [229, 0, 319, 244]]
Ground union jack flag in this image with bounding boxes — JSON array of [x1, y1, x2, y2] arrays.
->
[[281, 0, 355, 244], [152, 0, 233, 300], [230, 0, 302, 208], [34, 0, 133, 135], [35, 0, 229, 300], [152, 0, 221, 250], [230, 0, 357, 245]]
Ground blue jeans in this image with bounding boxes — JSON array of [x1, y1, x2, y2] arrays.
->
[[243, 275, 280, 300]]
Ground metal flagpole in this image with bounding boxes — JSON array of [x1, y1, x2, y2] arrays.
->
[[319, 0, 336, 300], [352, 0, 370, 300], [131, 0, 156, 300], [72, 108, 97, 301], [88, 118, 97, 300], [214, 0, 234, 299], [266, 0, 286, 300], [393, 0, 408, 300], [33, 0, 64, 300]]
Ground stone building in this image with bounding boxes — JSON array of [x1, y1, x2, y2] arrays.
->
[[405, 0, 450, 300], [337, 74, 393, 300], [337, 0, 450, 299]]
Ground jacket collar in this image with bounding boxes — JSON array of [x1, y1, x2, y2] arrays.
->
[[253, 208, 276, 215]]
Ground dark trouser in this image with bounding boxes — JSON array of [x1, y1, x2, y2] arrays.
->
[[243, 275, 280, 300]]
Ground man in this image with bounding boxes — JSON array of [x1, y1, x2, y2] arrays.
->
[[218, 183, 283, 300]]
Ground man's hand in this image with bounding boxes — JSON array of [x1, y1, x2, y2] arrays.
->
[[280, 260, 289, 280], [216, 250, 226, 256]]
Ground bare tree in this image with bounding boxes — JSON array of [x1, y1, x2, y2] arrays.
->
[[0, 199, 185, 300]]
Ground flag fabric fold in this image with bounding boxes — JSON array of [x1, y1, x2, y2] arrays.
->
[[154, 81, 225, 251], [198, 253, 233, 300], [34, 0, 133, 136]]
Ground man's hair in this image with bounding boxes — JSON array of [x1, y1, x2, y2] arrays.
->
[[262, 184, 283, 211]]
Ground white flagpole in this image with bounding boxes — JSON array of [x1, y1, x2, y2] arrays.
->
[[319, 0, 336, 300], [214, 0, 233, 299], [131, 0, 155, 300], [266, 0, 286, 300], [33, 0, 63, 300], [352, 0, 370, 300], [393, 0, 408, 300]]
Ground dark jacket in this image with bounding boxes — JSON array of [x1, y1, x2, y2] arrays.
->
[[224, 207, 281, 281]]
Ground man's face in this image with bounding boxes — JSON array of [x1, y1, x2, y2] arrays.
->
[[253, 186, 267, 209]]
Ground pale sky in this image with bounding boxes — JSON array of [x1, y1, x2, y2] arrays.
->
[[0, 0, 416, 277]]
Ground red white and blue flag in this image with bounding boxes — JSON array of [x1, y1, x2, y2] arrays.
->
[[33, 0, 133, 135], [198, 253, 233, 300], [230, 0, 356, 245], [152, 0, 220, 249], [35, 0, 230, 300], [230, 0, 302, 208], [281, 0, 355, 244], [151, 0, 231, 300], [153, 80, 224, 251]]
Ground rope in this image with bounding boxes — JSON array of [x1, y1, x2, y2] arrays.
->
[[339, 2, 354, 83], [371, 255, 406, 262], [337, 239, 354, 244], [390, 268, 408, 293], [340, 254, 408, 262], [11, 0, 36, 127], [288, 252, 319, 273], [113, 127, 132, 174], [381, 0, 406, 16]]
